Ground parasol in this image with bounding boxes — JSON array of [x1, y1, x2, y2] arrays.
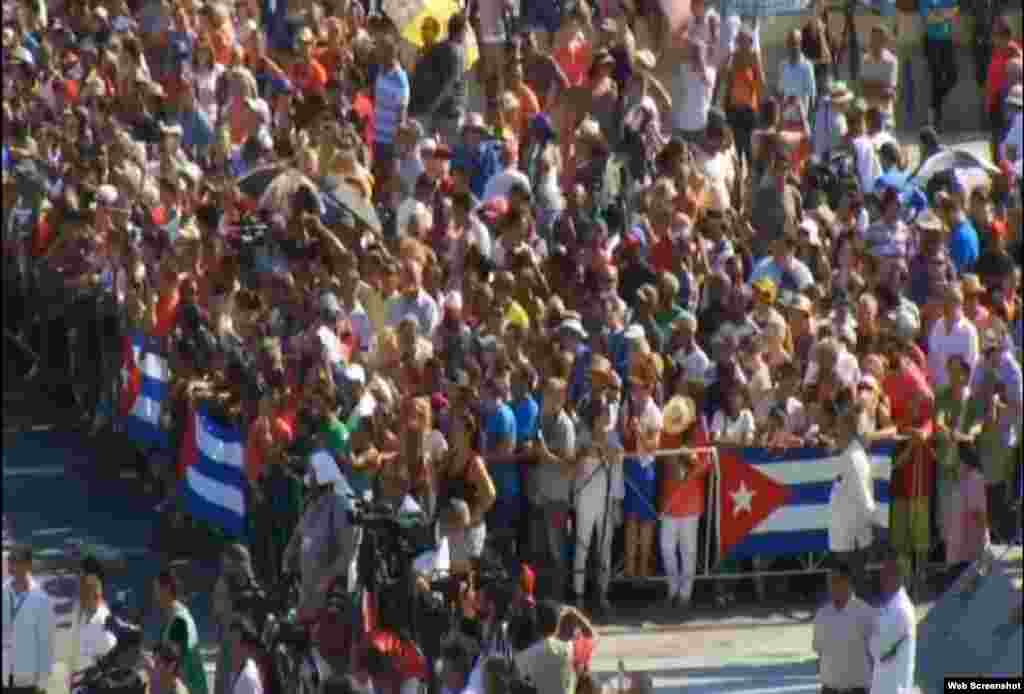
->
[[382, 0, 479, 66], [236, 164, 289, 200], [321, 176, 382, 234]]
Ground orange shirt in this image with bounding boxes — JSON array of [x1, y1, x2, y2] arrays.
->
[[659, 425, 712, 517], [290, 59, 328, 96], [514, 82, 541, 142], [555, 38, 592, 87], [728, 63, 762, 112]]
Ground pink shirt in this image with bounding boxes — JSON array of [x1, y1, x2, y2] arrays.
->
[[944, 466, 989, 566]]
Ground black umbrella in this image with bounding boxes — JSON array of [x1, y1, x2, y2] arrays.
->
[[235, 164, 289, 200], [321, 176, 382, 234]]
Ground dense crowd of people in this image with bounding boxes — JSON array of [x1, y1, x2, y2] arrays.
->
[[2, 0, 1023, 692]]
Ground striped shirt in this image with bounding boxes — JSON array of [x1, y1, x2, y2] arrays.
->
[[374, 66, 410, 146]]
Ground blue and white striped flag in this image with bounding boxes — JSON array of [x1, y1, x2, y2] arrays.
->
[[179, 408, 247, 537]]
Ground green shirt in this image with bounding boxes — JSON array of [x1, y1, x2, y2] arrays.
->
[[162, 603, 208, 694], [933, 386, 984, 481]]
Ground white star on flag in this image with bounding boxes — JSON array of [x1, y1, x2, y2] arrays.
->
[[731, 481, 755, 516]]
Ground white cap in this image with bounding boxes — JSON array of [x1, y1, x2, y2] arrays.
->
[[444, 291, 464, 312], [244, 97, 271, 125], [623, 324, 646, 341], [96, 184, 119, 206], [344, 363, 366, 385]]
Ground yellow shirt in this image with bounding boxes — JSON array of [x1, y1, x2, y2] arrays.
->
[[503, 300, 530, 331]]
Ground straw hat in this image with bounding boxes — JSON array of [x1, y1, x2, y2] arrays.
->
[[828, 81, 854, 104], [630, 350, 662, 387], [634, 49, 657, 71], [590, 354, 621, 392], [662, 396, 696, 435], [960, 273, 985, 296], [1007, 84, 1023, 108]]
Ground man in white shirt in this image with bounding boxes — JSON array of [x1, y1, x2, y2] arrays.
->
[[229, 618, 264, 694], [812, 561, 875, 694], [68, 558, 117, 690], [828, 403, 879, 598], [870, 550, 916, 694], [2, 546, 55, 694], [481, 138, 531, 203], [671, 39, 716, 140], [927, 283, 980, 389], [514, 601, 577, 694]]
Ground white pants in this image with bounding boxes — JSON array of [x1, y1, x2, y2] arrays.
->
[[659, 515, 700, 602], [574, 481, 616, 597]]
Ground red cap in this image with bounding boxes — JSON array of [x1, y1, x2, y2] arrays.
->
[[520, 563, 535, 596]]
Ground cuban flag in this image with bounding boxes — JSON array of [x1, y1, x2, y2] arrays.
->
[[717, 444, 895, 560], [120, 332, 171, 449], [178, 407, 247, 537]]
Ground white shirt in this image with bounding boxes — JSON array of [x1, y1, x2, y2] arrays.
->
[[2, 577, 56, 689], [1000, 111, 1022, 175], [828, 439, 877, 553], [710, 409, 756, 445], [719, 15, 760, 65], [482, 168, 532, 203], [232, 658, 264, 694], [851, 134, 883, 195], [69, 602, 117, 683], [671, 63, 716, 133], [870, 587, 916, 694], [927, 313, 980, 389], [812, 595, 875, 690]]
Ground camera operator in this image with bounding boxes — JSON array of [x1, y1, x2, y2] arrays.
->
[[212, 545, 258, 694], [67, 557, 118, 692], [283, 455, 359, 615], [513, 601, 591, 694]]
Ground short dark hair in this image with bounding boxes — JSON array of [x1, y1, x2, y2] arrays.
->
[[448, 12, 467, 39], [157, 568, 181, 598], [81, 556, 105, 582], [441, 633, 479, 678], [323, 675, 364, 694], [536, 599, 562, 636]]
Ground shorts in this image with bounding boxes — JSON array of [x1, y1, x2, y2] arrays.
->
[[624, 456, 657, 522]]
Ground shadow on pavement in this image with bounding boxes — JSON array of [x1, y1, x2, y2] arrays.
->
[[593, 660, 820, 694]]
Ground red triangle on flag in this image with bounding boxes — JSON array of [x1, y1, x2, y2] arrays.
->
[[718, 450, 792, 557], [119, 336, 142, 418]]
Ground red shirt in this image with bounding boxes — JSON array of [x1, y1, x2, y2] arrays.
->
[[987, 42, 1022, 112], [659, 422, 712, 517], [290, 60, 328, 96], [883, 357, 934, 430]]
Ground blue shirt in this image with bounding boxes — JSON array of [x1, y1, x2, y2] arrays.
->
[[748, 256, 815, 293], [948, 219, 980, 274], [920, 0, 956, 40], [374, 66, 410, 146], [483, 403, 519, 497], [512, 396, 540, 445], [777, 57, 816, 119], [178, 108, 214, 156]]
